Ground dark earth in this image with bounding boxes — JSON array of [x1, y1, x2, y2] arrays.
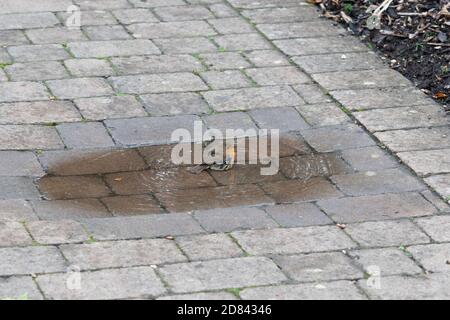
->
[[316, 0, 450, 111]]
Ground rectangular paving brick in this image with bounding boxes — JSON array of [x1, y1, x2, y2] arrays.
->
[[0, 151, 44, 177], [424, 174, 450, 200], [241, 6, 319, 23], [0, 200, 37, 222], [83, 25, 132, 41], [194, 207, 277, 232], [0, 221, 32, 247], [38, 175, 111, 200], [37, 267, 166, 300], [60, 239, 186, 270], [27, 220, 89, 245], [0, 82, 49, 103], [200, 70, 252, 90], [160, 257, 287, 293], [340, 146, 399, 172], [199, 52, 251, 70], [74, 0, 131, 10], [264, 203, 333, 227], [110, 73, 208, 94], [203, 86, 301, 111], [0, 177, 41, 200], [64, 59, 114, 78], [155, 5, 214, 21], [68, 40, 160, 58], [275, 36, 368, 56], [246, 66, 310, 85], [354, 105, 448, 132], [0, 246, 66, 276], [58, 10, 117, 26], [111, 55, 204, 75], [208, 17, 254, 34], [129, 0, 185, 7], [249, 107, 309, 131], [127, 21, 216, 38], [408, 243, 450, 273], [0, 0, 73, 14], [32, 199, 112, 220], [331, 169, 425, 196], [74, 95, 146, 120], [296, 103, 350, 127], [5, 61, 69, 81], [214, 33, 272, 51], [243, 50, 290, 67], [415, 215, 450, 242], [26, 27, 87, 44], [47, 78, 114, 99], [0, 276, 43, 300], [105, 114, 200, 146], [258, 20, 343, 39], [83, 213, 204, 240], [229, 0, 306, 9], [0, 101, 81, 125], [56, 122, 115, 149], [312, 69, 412, 91], [8, 44, 70, 62], [398, 149, 450, 176], [112, 8, 159, 24], [0, 125, 63, 150], [0, 30, 29, 46], [232, 226, 356, 255], [0, 48, 12, 64], [0, 12, 59, 30], [0, 70, 7, 82], [154, 37, 217, 54], [317, 193, 436, 223], [102, 195, 163, 216]]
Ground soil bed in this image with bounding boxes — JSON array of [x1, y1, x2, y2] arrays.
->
[[316, 0, 450, 112]]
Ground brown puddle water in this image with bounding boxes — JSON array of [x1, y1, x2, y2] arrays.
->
[[36, 133, 351, 219]]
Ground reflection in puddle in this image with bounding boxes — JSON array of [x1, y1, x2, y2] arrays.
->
[[36, 133, 351, 218]]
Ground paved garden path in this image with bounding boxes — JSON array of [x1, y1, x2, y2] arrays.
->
[[0, 0, 449, 300]]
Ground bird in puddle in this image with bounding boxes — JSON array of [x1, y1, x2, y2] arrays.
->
[[187, 145, 236, 174]]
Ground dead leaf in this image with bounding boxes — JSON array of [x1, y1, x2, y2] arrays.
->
[[434, 92, 448, 99]]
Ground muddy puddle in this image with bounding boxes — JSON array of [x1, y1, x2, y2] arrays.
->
[[35, 133, 351, 219]]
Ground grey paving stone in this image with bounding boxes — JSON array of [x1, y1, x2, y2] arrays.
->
[[317, 193, 436, 223], [0, 70, 7, 82], [37, 267, 166, 300], [128, 21, 216, 38], [0, 200, 38, 222], [375, 127, 450, 152], [26, 28, 87, 44], [293, 52, 385, 74], [398, 149, 450, 176], [200, 70, 252, 90], [0, 125, 63, 150], [301, 124, 376, 152], [0, 48, 12, 64], [154, 37, 217, 54], [0, 82, 49, 103], [408, 243, 450, 273], [176, 233, 243, 260], [0, 276, 43, 300], [296, 103, 350, 127], [155, 5, 214, 21], [246, 66, 310, 86], [199, 52, 251, 70], [129, 0, 185, 7], [415, 215, 450, 242], [112, 8, 159, 24], [264, 203, 333, 228], [0, 246, 66, 276], [0, 151, 43, 177], [60, 239, 186, 270], [331, 168, 425, 196], [57, 122, 115, 149], [208, 18, 253, 35], [340, 147, 399, 172], [105, 114, 200, 146], [312, 69, 412, 91], [249, 107, 309, 131], [0, 177, 41, 200], [27, 220, 89, 245], [241, 6, 319, 23], [0, 12, 59, 30], [229, 0, 306, 9], [420, 190, 450, 212], [47, 78, 113, 99], [160, 257, 286, 293], [64, 59, 114, 77], [232, 226, 356, 255], [0, 101, 81, 125], [32, 199, 112, 220], [275, 36, 368, 56], [359, 273, 450, 300], [209, 3, 239, 18], [0, 0, 72, 14], [194, 207, 277, 233], [159, 291, 237, 300], [8, 44, 70, 62], [330, 87, 432, 110], [243, 50, 290, 67], [74, 0, 131, 10], [83, 25, 131, 41], [275, 252, 363, 282], [0, 221, 32, 247], [203, 112, 258, 133], [141, 92, 210, 116], [292, 84, 333, 104], [111, 55, 204, 75], [0, 30, 30, 46], [354, 105, 448, 132], [58, 10, 118, 27], [214, 33, 272, 51], [83, 213, 204, 240], [110, 73, 208, 94], [424, 174, 450, 201], [68, 40, 160, 58], [258, 20, 344, 39], [240, 281, 366, 300], [5, 61, 69, 82], [350, 248, 422, 276], [346, 220, 430, 247], [203, 86, 301, 111], [75, 95, 146, 120]]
